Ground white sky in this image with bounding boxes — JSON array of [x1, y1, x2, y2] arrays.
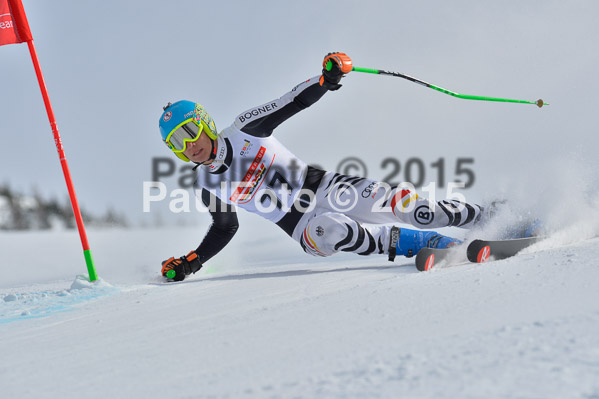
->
[[1, 0, 598, 227]]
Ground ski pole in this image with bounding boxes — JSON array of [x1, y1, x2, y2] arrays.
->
[[350, 65, 547, 108]]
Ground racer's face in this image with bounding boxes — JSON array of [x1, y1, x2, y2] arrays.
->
[[182, 132, 214, 164]]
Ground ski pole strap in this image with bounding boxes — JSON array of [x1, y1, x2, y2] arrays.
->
[[388, 226, 400, 262]]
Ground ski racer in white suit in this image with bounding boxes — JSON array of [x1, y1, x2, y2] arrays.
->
[[159, 53, 485, 281]]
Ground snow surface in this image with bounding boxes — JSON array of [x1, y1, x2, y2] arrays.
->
[[2, 170, 599, 398], [1, 210, 599, 399]]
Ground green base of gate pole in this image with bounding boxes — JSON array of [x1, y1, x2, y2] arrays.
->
[[84, 249, 98, 282]]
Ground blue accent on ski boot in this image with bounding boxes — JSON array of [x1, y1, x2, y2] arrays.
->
[[503, 218, 545, 239], [523, 219, 544, 238], [396, 228, 462, 258]]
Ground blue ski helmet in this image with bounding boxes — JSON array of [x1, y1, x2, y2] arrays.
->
[[159, 100, 218, 162]]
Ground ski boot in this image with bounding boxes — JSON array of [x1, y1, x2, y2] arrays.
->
[[522, 218, 544, 238], [388, 227, 462, 261], [499, 217, 545, 239]]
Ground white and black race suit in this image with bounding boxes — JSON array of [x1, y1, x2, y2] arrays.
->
[[193, 76, 484, 263]]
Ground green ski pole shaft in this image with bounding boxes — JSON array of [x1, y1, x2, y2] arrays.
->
[[351, 66, 547, 108]]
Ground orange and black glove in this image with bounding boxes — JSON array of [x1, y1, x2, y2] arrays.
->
[[161, 251, 202, 282], [319, 52, 353, 91]]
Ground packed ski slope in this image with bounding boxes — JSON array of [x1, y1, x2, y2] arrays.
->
[[2, 161, 599, 398], [1, 203, 599, 399]]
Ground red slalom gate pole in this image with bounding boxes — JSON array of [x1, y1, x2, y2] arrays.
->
[[25, 40, 98, 282], [5, 0, 98, 281]]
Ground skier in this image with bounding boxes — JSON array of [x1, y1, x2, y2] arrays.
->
[[158, 52, 486, 281]]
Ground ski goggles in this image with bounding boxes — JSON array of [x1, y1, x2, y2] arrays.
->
[[165, 119, 203, 152]]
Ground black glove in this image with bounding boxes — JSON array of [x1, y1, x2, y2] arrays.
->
[[319, 52, 353, 91], [161, 251, 202, 282]]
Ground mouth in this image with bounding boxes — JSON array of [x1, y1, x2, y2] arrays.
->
[[192, 148, 203, 157]]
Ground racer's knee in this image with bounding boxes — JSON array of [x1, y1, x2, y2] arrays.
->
[[300, 213, 353, 257]]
